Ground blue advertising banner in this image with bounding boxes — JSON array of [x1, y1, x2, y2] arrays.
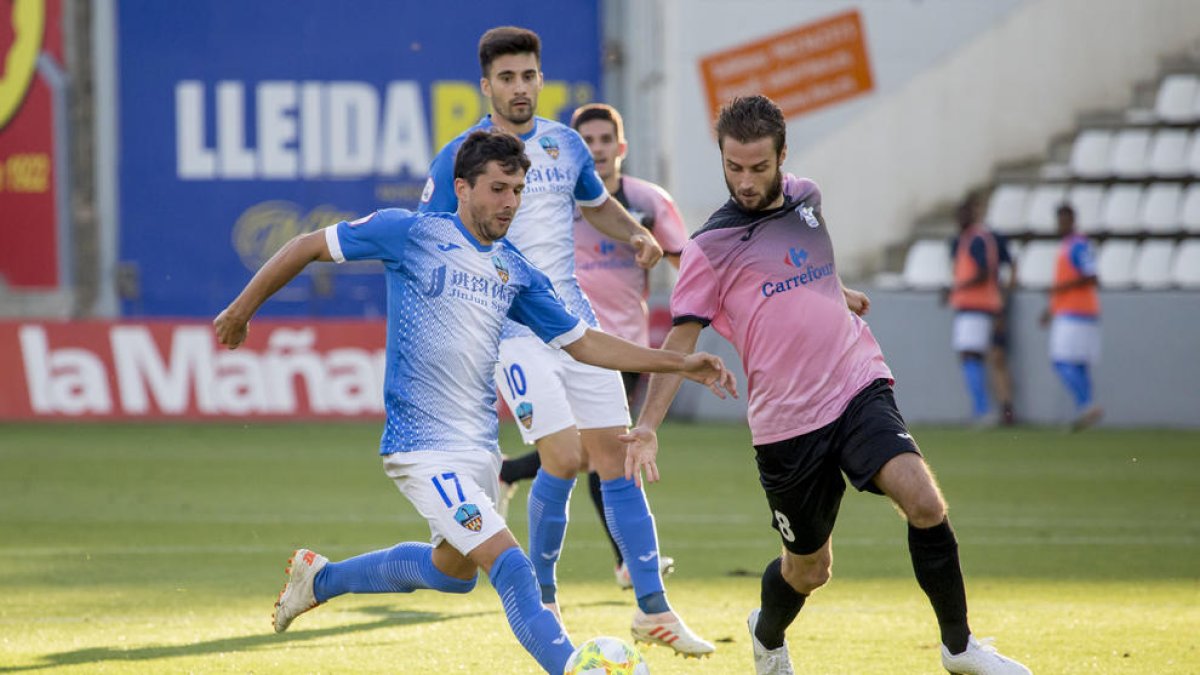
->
[[116, 0, 601, 317]]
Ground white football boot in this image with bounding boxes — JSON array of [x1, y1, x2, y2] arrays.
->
[[747, 608, 795, 674], [631, 609, 715, 658], [941, 635, 1032, 674], [614, 555, 676, 590], [272, 548, 328, 633]]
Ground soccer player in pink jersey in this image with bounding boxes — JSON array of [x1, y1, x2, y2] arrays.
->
[[499, 103, 690, 589], [622, 96, 1030, 675]]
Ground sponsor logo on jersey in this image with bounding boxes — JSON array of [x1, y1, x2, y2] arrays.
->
[[425, 265, 446, 297], [437, 242, 461, 251], [784, 247, 808, 267], [492, 256, 510, 284], [762, 248, 835, 298], [596, 240, 616, 255], [454, 503, 483, 532], [539, 136, 560, 160], [796, 204, 820, 228], [515, 401, 533, 429]]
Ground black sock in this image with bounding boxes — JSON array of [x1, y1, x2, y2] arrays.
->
[[499, 450, 541, 484], [908, 518, 970, 654], [756, 557, 807, 649], [588, 471, 623, 565]]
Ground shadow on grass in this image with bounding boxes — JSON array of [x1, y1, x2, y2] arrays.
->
[[1, 605, 491, 672]]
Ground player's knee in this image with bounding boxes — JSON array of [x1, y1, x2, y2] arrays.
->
[[782, 552, 832, 594], [904, 492, 947, 529]]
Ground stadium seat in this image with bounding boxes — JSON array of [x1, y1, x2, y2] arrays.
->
[[1187, 131, 1200, 176], [1133, 240, 1177, 289], [1067, 184, 1106, 235], [1096, 240, 1138, 289], [1154, 74, 1200, 124], [1139, 183, 1183, 234], [1069, 130, 1112, 179], [1172, 240, 1200, 288], [1016, 240, 1059, 289], [1098, 184, 1144, 234], [1182, 184, 1200, 234], [1108, 129, 1152, 179], [1025, 184, 1068, 235], [901, 239, 952, 290], [1146, 128, 1192, 178], [1004, 238, 1024, 264], [986, 185, 1029, 234]]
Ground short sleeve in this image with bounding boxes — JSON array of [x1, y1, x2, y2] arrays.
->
[[571, 133, 607, 207], [327, 208, 417, 264], [648, 186, 689, 255], [995, 234, 1013, 265], [670, 242, 720, 327], [968, 236, 989, 271], [418, 139, 461, 213], [507, 261, 586, 347], [1070, 240, 1097, 276]]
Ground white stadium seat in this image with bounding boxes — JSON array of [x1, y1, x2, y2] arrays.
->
[[1067, 184, 1106, 235], [1098, 185, 1144, 235], [901, 239, 952, 290], [986, 185, 1029, 234], [1133, 240, 1177, 290], [1025, 184, 1068, 235], [1139, 183, 1183, 234], [1016, 240, 1059, 290], [1154, 74, 1200, 124], [1172, 240, 1200, 289], [1182, 184, 1200, 234], [1147, 128, 1192, 178], [1108, 129, 1152, 179], [1187, 131, 1200, 176], [1069, 130, 1112, 179], [1096, 240, 1138, 289]]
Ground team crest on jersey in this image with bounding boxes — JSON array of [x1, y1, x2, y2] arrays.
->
[[784, 247, 808, 267], [515, 402, 534, 429], [454, 503, 483, 532], [539, 136, 560, 160], [420, 177, 435, 203], [492, 256, 510, 283], [796, 204, 820, 228]]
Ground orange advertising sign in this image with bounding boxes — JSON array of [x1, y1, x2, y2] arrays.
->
[[699, 9, 874, 122]]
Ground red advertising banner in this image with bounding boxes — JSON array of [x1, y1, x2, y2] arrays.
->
[[0, 320, 393, 420], [699, 9, 874, 123], [0, 0, 63, 290]]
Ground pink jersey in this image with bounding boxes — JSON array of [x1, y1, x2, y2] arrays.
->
[[574, 176, 689, 346], [670, 176, 893, 444]]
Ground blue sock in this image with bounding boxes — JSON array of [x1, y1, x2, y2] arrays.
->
[[490, 547, 575, 674], [312, 542, 476, 602], [1054, 361, 1093, 411], [527, 469, 574, 604], [960, 357, 990, 417], [601, 477, 670, 614]]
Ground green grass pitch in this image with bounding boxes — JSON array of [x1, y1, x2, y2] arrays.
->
[[2, 422, 1197, 673]]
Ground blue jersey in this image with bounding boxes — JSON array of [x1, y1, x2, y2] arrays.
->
[[420, 115, 607, 340], [326, 208, 585, 455]]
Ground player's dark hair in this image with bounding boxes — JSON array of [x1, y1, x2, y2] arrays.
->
[[715, 95, 786, 155], [1056, 202, 1076, 218], [479, 26, 541, 77], [454, 129, 531, 186], [957, 191, 983, 228], [571, 103, 625, 142]]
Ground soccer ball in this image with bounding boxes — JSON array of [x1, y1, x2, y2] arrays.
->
[[563, 636, 650, 674]]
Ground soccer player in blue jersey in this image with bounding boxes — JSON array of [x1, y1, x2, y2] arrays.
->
[[419, 26, 714, 656], [212, 129, 734, 674]]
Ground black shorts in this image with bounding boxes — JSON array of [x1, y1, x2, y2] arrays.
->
[[752, 379, 921, 555]]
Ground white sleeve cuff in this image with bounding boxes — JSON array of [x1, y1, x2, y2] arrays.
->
[[324, 225, 345, 263], [547, 320, 587, 349], [577, 189, 608, 209]]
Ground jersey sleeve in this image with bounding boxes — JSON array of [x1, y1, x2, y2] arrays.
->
[[325, 209, 417, 264], [1070, 240, 1097, 276], [648, 184, 689, 255], [968, 235, 989, 271], [507, 262, 587, 347], [670, 242, 720, 327], [417, 139, 461, 213], [995, 234, 1013, 265], [571, 132, 608, 207]]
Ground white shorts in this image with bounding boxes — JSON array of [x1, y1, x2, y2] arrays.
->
[[952, 312, 994, 354], [496, 335, 631, 445], [383, 450, 506, 555], [1049, 316, 1101, 364]]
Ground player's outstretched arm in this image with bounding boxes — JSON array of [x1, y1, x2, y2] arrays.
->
[[616, 322, 708, 486], [580, 197, 664, 269], [562, 328, 735, 397], [213, 230, 333, 349]]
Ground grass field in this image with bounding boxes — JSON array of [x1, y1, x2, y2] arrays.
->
[[1, 422, 1198, 673]]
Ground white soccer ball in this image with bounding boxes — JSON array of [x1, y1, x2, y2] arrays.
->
[[563, 636, 650, 674]]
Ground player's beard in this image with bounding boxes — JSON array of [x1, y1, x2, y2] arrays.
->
[[495, 94, 535, 127], [468, 204, 513, 243], [726, 168, 784, 212]]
